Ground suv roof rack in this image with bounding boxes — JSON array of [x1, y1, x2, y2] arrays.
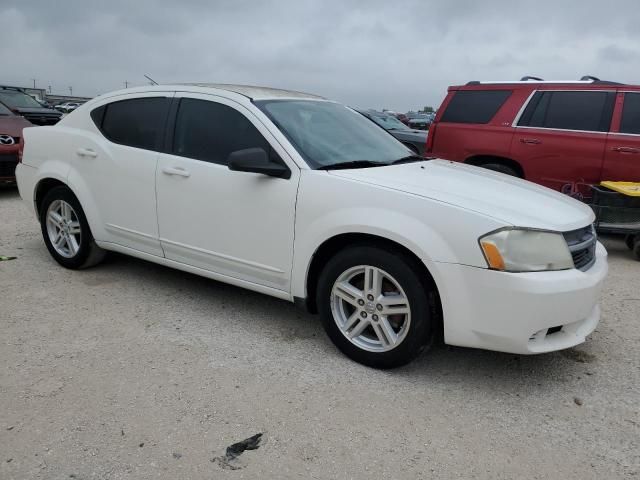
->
[[464, 76, 626, 86], [520, 76, 544, 81]]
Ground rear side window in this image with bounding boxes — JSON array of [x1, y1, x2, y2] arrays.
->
[[172, 98, 271, 165], [440, 90, 511, 124], [92, 97, 170, 150], [621, 92, 640, 134], [518, 91, 615, 132]]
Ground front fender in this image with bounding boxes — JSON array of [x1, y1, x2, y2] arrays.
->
[[290, 171, 505, 300]]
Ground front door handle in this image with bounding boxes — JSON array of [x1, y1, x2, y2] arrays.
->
[[161, 166, 191, 177], [520, 138, 541, 145], [76, 148, 98, 158], [612, 146, 640, 154]]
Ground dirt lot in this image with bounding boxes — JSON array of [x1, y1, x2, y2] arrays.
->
[[1, 185, 638, 479]]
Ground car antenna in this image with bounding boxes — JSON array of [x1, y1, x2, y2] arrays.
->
[[144, 74, 159, 85]]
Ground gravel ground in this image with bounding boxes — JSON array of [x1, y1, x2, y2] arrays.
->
[[1, 185, 638, 479]]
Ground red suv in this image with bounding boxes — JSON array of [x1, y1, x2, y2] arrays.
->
[[0, 102, 31, 183], [427, 76, 640, 197]]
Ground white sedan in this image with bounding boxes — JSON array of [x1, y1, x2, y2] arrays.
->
[[15, 84, 608, 368]]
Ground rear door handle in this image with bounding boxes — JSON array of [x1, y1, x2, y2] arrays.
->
[[612, 146, 640, 154], [76, 148, 97, 158], [520, 138, 541, 145], [161, 166, 191, 177]]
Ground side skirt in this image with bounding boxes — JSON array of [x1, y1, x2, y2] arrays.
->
[[95, 241, 292, 302]]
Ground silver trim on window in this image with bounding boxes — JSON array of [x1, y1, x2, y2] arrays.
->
[[510, 89, 617, 134]]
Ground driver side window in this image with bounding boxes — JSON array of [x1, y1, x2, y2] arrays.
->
[[173, 98, 272, 165]]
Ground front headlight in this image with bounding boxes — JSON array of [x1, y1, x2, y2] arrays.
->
[[479, 228, 574, 272]]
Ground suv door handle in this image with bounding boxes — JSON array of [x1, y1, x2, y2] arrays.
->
[[520, 138, 541, 145], [612, 146, 640, 154], [161, 166, 191, 177], [76, 148, 98, 158]]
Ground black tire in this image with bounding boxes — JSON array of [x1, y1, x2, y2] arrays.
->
[[479, 163, 519, 177], [634, 238, 640, 261], [625, 234, 636, 251], [39, 186, 105, 269], [317, 245, 435, 369]]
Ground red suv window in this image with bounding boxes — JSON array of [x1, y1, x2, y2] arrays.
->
[[620, 93, 640, 134], [440, 90, 512, 124], [518, 91, 615, 132]]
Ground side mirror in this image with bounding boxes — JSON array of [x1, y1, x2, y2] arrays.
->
[[227, 148, 291, 179]]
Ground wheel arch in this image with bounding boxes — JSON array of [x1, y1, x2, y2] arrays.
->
[[34, 177, 73, 219], [33, 176, 104, 243], [464, 155, 525, 178], [301, 233, 442, 331]]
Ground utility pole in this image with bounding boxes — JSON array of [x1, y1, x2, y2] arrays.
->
[[124, 81, 129, 88], [31, 78, 36, 88], [68, 86, 73, 96]]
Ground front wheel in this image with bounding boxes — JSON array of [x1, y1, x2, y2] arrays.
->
[[317, 245, 435, 368], [40, 186, 105, 269]]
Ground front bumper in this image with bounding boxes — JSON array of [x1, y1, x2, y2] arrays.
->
[[0, 146, 19, 181], [436, 241, 608, 354]]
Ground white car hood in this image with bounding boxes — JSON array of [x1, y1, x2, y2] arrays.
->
[[329, 159, 595, 231]]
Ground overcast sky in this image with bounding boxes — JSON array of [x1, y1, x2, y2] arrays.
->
[[1, 0, 639, 111]]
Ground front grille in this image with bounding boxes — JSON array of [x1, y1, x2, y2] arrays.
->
[[23, 114, 61, 125], [0, 153, 18, 177], [563, 225, 597, 271]]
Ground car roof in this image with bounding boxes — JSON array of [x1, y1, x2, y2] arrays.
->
[[180, 83, 325, 100], [450, 78, 640, 91]]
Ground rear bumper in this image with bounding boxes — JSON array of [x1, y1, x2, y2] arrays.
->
[[15, 163, 38, 217], [436, 241, 608, 354]]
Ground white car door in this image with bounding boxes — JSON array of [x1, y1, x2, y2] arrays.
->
[[68, 93, 173, 256], [155, 93, 300, 292]]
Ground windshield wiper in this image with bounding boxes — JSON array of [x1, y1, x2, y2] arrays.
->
[[391, 155, 425, 165], [318, 160, 388, 170]]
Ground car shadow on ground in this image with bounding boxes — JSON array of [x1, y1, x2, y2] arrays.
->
[[89, 250, 602, 392]]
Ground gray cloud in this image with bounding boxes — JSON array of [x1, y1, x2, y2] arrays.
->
[[1, 0, 639, 111]]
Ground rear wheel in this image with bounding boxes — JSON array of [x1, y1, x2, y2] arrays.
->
[[40, 186, 105, 269], [479, 163, 519, 177], [634, 238, 640, 261], [317, 245, 435, 368]]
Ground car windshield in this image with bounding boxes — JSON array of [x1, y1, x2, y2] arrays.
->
[[0, 102, 12, 115], [0, 90, 43, 109], [256, 100, 411, 169], [369, 113, 410, 131]]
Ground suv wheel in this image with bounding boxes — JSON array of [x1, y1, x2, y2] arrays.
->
[[479, 163, 519, 177], [625, 234, 636, 251], [40, 186, 105, 269], [317, 245, 435, 368]]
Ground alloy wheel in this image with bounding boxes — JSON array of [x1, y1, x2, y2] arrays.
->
[[330, 265, 411, 352], [46, 199, 82, 258]]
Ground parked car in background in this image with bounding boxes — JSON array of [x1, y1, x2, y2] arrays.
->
[[395, 113, 409, 125], [428, 76, 640, 198], [407, 114, 431, 130], [359, 109, 428, 155], [0, 86, 62, 125], [55, 102, 83, 113], [16, 84, 607, 368], [0, 102, 32, 183]]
